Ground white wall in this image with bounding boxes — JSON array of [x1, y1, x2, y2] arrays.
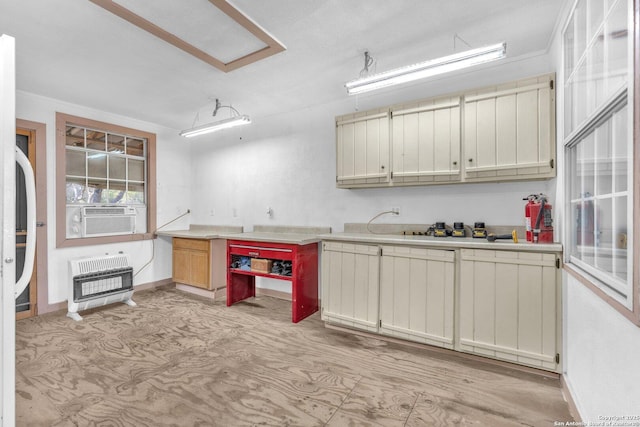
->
[[16, 91, 192, 304], [189, 53, 556, 232], [564, 275, 640, 417], [188, 53, 558, 292], [550, 0, 640, 419]]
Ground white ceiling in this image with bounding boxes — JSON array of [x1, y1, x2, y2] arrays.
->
[[0, 0, 566, 131]]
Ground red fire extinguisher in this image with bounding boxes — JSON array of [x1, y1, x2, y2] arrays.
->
[[524, 196, 534, 242], [524, 194, 553, 243]]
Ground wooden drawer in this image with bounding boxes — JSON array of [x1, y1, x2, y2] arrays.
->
[[173, 237, 209, 251]]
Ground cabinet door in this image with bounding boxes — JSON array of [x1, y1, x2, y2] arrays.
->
[[463, 73, 555, 182], [172, 247, 191, 284], [459, 249, 559, 371], [172, 238, 212, 289], [391, 97, 461, 184], [189, 250, 211, 289], [379, 246, 455, 349], [321, 242, 380, 332], [336, 108, 390, 188]]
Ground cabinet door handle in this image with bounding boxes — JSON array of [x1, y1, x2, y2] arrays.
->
[[468, 158, 473, 162], [452, 161, 457, 166], [381, 165, 385, 170]]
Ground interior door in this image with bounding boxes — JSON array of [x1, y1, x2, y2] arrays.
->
[[15, 130, 36, 319], [1, 33, 17, 427]]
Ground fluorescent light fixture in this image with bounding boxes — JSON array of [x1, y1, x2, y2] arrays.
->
[[180, 98, 251, 138], [180, 115, 251, 138], [345, 42, 506, 95]]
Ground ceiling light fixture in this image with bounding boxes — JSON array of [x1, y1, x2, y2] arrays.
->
[[180, 99, 251, 138], [345, 42, 507, 95]]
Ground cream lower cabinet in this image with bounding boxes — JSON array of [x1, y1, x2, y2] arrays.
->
[[379, 246, 455, 349], [459, 249, 560, 371], [321, 242, 380, 332]]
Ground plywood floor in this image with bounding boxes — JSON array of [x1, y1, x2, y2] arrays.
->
[[15, 286, 572, 426]]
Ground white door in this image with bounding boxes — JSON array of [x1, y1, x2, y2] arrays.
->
[[1, 34, 17, 427]]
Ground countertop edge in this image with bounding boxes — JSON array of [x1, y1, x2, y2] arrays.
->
[[318, 233, 563, 253], [156, 230, 241, 239]]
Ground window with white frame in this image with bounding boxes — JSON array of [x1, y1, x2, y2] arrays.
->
[[56, 113, 156, 247], [563, 0, 634, 308], [65, 125, 147, 207]]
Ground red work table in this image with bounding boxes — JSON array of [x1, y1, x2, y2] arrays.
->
[[225, 227, 328, 323]]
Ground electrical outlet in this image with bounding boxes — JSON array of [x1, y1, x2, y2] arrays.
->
[[391, 207, 400, 216]]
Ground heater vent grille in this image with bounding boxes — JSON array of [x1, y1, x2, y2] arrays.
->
[[70, 253, 130, 276], [67, 254, 136, 321]]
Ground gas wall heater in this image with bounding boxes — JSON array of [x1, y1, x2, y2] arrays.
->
[[81, 206, 136, 238], [67, 253, 136, 321]]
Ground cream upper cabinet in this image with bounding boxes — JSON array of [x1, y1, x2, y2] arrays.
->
[[459, 248, 560, 371], [379, 245, 455, 349], [321, 241, 380, 332], [336, 108, 390, 188], [463, 73, 556, 181], [391, 96, 461, 184]]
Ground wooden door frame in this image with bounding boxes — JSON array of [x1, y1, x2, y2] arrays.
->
[[15, 128, 36, 320], [15, 119, 49, 318]]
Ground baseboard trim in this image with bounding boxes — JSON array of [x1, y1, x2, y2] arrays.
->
[[325, 323, 560, 380], [561, 375, 582, 422], [176, 283, 223, 300], [35, 278, 174, 316], [135, 278, 174, 292]]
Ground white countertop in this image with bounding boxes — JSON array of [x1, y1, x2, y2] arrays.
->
[[156, 224, 243, 240], [158, 224, 330, 245], [319, 232, 563, 253]]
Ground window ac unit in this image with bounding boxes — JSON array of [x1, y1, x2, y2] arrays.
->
[[81, 206, 136, 238]]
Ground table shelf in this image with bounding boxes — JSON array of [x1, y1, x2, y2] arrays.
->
[[226, 239, 319, 323], [229, 268, 293, 281]]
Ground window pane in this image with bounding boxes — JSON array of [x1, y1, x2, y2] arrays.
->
[[127, 137, 145, 157], [595, 197, 613, 272], [612, 105, 628, 191], [128, 183, 145, 204], [107, 133, 125, 153], [564, 14, 575, 81], [87, 152, 107, 178], [594, 120, 612, 196], [128, 159, 145, 181], [575, 60, 588, 126], [613, 195, 628, 280], [578, 132, 596, 196], [587, 30, 605, 116], [574, 0, 587, 61], [87, 178, 108, 204], [605, 0, 628, 96], [109, 156, 126, 180], [66, 179, 86, 204], [105, 181, 126, 204], [66, 126, 84, 148], [86, 130, 106, 151], [66, 150, 85, 176], [564, 80, 573, 136], [587, 0, 605, 41]]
